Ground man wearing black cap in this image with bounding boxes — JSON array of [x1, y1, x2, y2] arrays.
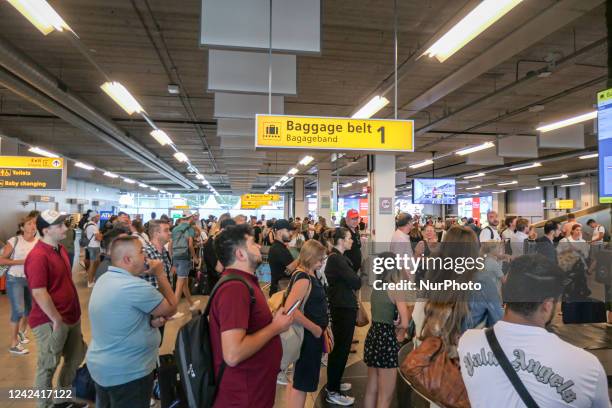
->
[[25, 210, 87, 408], [268, 219, 298, 295], [458, 254, 609, 407]]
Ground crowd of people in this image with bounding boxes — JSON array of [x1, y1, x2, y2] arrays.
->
[[0, 206, 609, 408]]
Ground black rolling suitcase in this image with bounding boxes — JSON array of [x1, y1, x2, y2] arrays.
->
[[158, 354, 186, 408]]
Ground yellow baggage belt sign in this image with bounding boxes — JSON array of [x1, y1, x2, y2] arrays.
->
[[242, 194, 280, 201], [0, 156, 64, 169], [255, 115, 414, 152]]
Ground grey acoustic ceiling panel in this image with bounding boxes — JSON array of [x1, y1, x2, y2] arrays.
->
[[208, 50, 296, 95], [214, 93, 284, 119], [220, 136, 254, 149], [200, 0, 320, 53], [498, 136, 539, 158], [465, 148, 504, 165], [538, 124, 585, 149], [217, 118, 254, 136]]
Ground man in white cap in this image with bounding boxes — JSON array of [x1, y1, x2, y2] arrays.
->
[[25, 210, 87, 408], [85, 211, 103, 287]]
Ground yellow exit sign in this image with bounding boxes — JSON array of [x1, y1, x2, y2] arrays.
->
[[555, 199, 574, 209], [255, 115, 414, 152], [242, 194, 280, 201]]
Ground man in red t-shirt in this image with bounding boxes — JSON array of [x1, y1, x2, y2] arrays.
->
[[210, 224, 293, 407], [25, 210, 86, 408]]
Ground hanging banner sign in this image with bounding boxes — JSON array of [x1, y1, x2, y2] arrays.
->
[[555, 199, 575, 209], [255, 114, 414, 152], [0, 156, 65, 190], [242, 194, 280, 202]]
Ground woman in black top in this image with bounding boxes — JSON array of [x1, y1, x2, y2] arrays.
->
[[284, 240, 328, 407], [324, 228, 362, 406]]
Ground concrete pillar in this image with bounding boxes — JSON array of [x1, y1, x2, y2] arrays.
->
[[283, 193, 291, 219], [293, 177, 306, 219], [317, 163, 332, 222], [370, 154, 396, 251], [580, 176, 597, 209]]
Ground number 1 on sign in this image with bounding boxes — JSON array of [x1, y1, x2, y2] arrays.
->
[[377, 126, 385, 144]]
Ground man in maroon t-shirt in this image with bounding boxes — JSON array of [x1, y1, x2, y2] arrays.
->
[[25, 210, 86, 408], [210, 224, 293, 407]]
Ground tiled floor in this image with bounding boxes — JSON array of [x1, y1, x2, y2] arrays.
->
[[0, 260, 370, 408]]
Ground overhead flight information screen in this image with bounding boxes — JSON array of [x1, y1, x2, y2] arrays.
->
[[596, 89, 612, 203]]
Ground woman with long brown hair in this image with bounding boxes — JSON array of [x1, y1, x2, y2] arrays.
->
[[283, 239, 329, 408], [415, 225, 502, 352]]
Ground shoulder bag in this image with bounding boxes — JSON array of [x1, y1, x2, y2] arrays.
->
[[356, 290, 370, 327], [400, 302, 470, 408], [279, 271, 312, 371], [0, 237, 18, 278], [485, 327, 539, 408]]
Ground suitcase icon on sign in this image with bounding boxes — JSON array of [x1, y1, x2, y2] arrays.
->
[[263, 123, 281, 139]]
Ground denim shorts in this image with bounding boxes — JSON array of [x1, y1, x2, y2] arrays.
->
[[6, 274, 32, 322], [173, 259, 191, 278]]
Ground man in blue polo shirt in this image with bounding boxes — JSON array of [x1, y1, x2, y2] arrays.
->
[[87, 236, 177, 408]]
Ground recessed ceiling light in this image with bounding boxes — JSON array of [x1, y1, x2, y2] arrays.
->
[[455, 142, 495, 156], [464, 172, 485, 179], [560, 182, 585, 188], [75, 162, 94, 170], [540, 174, 567, 181], [536, 111, 597, 132], [522, 186, 541, 191], [497, 180, 517, 186], [509, 162, 541, 172], [409, 159, 434, 169], [29, 146, 58, 158]]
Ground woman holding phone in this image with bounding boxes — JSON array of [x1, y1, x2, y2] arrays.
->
[[283, 240, 328, 408]]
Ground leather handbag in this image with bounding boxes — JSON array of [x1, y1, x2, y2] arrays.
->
[[355, 291, 370, 327], [400, 336, 470, 408], [322, 327, 334, 354]]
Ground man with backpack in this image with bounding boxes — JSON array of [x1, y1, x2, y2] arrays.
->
[[479, 211, 501, 242], [170, 212, 200, 312], [83, 212, 102, 287], [209, 224, 293, 407]]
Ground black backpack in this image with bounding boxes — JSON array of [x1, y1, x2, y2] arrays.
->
[[175, 274, 255, 408]]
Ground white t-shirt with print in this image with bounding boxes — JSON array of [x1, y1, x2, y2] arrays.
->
[[85, 222, 101, 248], [458, 321, 610, 408], [592, 225, 606, 245]]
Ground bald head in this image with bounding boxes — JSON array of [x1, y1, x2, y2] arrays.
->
[[110, 235, 145, 275]]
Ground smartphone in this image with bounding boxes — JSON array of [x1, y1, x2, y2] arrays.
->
[[286, 299, 301, 315]]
